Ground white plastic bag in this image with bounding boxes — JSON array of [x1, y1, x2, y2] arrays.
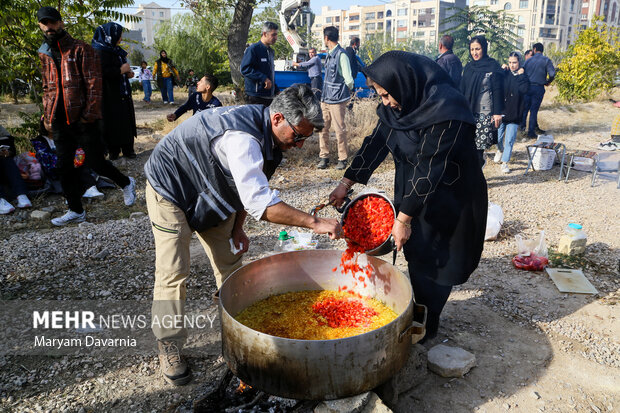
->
[[485, 202, 504, 241], [515, 231, 548, 258]]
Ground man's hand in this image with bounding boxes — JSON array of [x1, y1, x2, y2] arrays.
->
[[166, 113, 177, 122], [127, 70, 135, 79], [264, 78, 273, 90], [231, 227, 250, 255], [292, 62, 299, 67], [311, 217, 342, 240], [492, 114, 503, 129], [120, 63, 132, 75]]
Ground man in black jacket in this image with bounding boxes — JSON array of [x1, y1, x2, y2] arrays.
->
[[435, 35, 462, 86], [240, 21, 279, 106], [145, 84, 341, 386]]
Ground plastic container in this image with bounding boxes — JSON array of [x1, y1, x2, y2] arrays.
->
[[558, 223, 587, 255], [273, 230, 294, 253]]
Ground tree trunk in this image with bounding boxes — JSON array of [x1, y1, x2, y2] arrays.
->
[[227, 0, 256, 101]]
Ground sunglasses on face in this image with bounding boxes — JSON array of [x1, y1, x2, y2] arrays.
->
[[287, 119, 313, 142]]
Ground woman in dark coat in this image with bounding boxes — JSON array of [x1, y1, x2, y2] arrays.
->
[[92, 23, 137, 159], [460, 35, 504, 167], [329, 51, 488, 341]]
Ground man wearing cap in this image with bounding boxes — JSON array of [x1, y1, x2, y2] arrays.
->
[[37, 7, 136, 226]]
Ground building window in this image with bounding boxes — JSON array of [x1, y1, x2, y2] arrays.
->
[[419, 20, 425, 27], [365, 12, 375, 19], [581, 14, 588, 19], [519, 0, 528, 7], [430, 8, 435, 13], [326, 17, 332, 23], [151, 11, 155, 16], [430, 19, 435, 26], [350, 25, 359, 30], [397, 31, 407, 39], [397, 8, 407, 16], [518, 15, 525, 23], [518, 27, 525, 36], [366, 23, 376, 30], [377, 11, 384, 19], [491, 0, 498, 4], [349, 15, 359, 21], [335, 16, 340, 22], [504, 2, 512, 10], [386, 10, 392, 17], [397, 19, 407, 27], [160, 11, 164, 17], [377, 22, 384, 30]]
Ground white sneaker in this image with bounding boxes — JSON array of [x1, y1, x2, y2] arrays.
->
[[123, 177, 136, 206], [163, 101, 169, 104], [16, 194, 32, 208], [494, 151, 503, 163], [0, 198, 15, 214], [51, 210, 86, 226], [501, 163, 511, 174], [83, 186, 104, 199]]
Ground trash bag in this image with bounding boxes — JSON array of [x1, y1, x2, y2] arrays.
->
[[485, 202, 504, 241]]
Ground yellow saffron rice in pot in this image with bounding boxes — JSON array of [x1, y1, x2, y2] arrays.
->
[[235, 290, 398, 340]]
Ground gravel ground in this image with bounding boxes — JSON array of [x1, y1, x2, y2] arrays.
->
[[0, 92, 619, 412]]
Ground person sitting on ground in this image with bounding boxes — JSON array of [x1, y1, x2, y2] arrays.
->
[[185, 69, 198, 96], [0, 125, 32, 214], [495, 52, 529, 173], [166, 73, 222, 122], [599, 100, 620, 150]]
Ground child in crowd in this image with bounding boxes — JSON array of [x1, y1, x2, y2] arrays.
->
[[167, 73, 222, 122], [0, 125, 32, 214], [139, 61, 153, 103], [185, 69, 198, 96]]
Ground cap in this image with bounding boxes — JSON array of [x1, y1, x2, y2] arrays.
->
[[37, 6, 62, 23]]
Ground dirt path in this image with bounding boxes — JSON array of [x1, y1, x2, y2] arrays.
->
[[0, 91, 619, 412]]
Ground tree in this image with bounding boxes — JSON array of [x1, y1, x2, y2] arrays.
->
[[359, 33, 435, 65], [154, 12, 231, 83], [128, 48, 145, 66], [441, 5, 519, 63], [0, 0, 137, 103], [555, 17, 620, 103]]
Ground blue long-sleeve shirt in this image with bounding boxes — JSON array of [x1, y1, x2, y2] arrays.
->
[[523, 53, 555, 86], [174, 93, 222, 118], [296, 56, 322, 78]]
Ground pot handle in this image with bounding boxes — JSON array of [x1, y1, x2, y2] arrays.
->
[[335, 195, 351, 214], [398, 303, 427, 343]]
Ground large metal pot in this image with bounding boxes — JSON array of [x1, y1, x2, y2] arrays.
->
[[219, 249, 426, 400]]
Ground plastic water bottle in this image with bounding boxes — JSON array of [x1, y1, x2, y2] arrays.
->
[[274, 231, 294, 253], [558, 223, 587, 255]]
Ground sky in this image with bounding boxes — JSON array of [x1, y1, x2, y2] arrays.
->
[[120, 0, 385, 17]]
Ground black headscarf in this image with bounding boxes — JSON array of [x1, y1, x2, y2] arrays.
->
[[158, 50, 169, 64], [460, 36, 504, 111], [92, 22, 130, 96], [362, 51, 474, 131]]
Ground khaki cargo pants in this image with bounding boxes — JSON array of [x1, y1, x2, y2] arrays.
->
[[146, 182, 243, 344], [319, 101, 349, 161]]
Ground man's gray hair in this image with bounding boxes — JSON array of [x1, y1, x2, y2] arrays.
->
[[270, 84, 324, 130], [262, 21, 278, 33]]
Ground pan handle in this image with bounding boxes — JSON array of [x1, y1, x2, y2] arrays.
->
[[334, 189, 354, 213], [398, 303, 427, 343]]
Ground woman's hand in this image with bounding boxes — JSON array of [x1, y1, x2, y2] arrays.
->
[[492, 114, 503, 129], [120, 63, 131, 75], [392, 213, 412, 251], [517, 68, 525, 75], [328, 179, 354, 208]]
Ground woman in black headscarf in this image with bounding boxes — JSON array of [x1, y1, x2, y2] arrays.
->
[[329, 51, 488, 341], [460, 35, 505, 167], [92, 22, 137, 159]]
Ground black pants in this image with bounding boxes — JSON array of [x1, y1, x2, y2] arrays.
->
[[310, 76, 323, 100], [52, 122, 129, 213], [0, 156, 27, 199], [246, 95, 273, 107], [407, 264, 453, 340]]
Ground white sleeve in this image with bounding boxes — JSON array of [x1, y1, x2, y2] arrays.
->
[[218, 130, 281, 221]]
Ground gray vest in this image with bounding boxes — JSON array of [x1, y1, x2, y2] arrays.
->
[[144, 105, 282, 232], [322, 44, 351, 104]]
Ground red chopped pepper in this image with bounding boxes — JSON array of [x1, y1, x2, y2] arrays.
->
[[312, 296, 378, 328]]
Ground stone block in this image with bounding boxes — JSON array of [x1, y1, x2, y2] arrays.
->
[[30, 210, 51, 220], [427, 344, 476, 378]]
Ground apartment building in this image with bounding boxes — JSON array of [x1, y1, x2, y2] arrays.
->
[[127, 2, 171, 47], [312, 0, 466, 48], [580, 0, 620, 28], [480, 0, 582, 50]]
